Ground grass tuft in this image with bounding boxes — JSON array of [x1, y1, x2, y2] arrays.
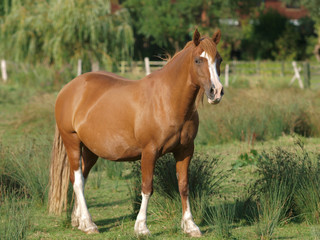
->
[[0, 190, 32, 240], [0, 138, 51, 203], [197, 88, 320, 145], [254, 178, 293, 240], [205, 202, 236, 239]]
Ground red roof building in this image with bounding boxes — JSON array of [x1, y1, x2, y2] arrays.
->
[[264, 0, 309, 19]]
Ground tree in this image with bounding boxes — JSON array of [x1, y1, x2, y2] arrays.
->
[[124, 0, 200, 51], [123, 0, 256, 58], [0, 0, 11, 17], [281, 0, 320, 61], [241, 9, 288, 60], [0, 0, 134, 69], [272, 22, 300, 60]]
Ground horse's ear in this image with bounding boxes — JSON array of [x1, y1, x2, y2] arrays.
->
[[212, 29, 221, 45], [193, 29, 201, 46]]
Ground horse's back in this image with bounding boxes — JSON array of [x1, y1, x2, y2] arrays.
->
[[55, 71, 136, 119]]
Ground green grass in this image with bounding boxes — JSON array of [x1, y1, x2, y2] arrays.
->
[[204, 202, 236, 239], [0, 190, 32, 240], [197, 88, 320, 145], [1, 65, 320, 239], [253, 179, 293, 240]]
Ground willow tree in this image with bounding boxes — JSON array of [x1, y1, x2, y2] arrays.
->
[[0, 0, 134, 69]]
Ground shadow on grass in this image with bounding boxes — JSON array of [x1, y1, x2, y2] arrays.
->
[[95, 214, 134, 232], [88, 198, 131, 208]]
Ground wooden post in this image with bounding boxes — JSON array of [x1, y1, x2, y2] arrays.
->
[[91, 61, 99, 72], [289, 61, 303, 89], [144, 57, 151, 75], [225, 63, 229, 87], [1, 59, 8, 83], [77, 59, 82, 76], [256, 60, 260, 75], [303, 62, 311, 88], [281, 61, 285, 77], [121, 61, 125, 74]]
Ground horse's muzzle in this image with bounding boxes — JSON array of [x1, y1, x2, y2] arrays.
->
[[207, 87, 224, 104]]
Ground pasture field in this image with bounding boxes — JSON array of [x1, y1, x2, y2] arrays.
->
[[1, 65, 320, 239]]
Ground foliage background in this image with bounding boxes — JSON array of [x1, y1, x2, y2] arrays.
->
[[0, 0, 319, 65]]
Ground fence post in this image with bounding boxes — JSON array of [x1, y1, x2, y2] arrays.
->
[[121, 61, 125, 74], [144, 57, 151, 75], [290, 61, 303, 89], [281, 61, 285, 77], [1, 59, 8, 83], [91, 61, 99, 72], [256, 60, 260, 75], [225, 63, 229, 87], [303, 62, 311, 88], [77, 59, 82, 76]]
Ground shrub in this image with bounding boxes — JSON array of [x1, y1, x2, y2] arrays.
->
[[127, 161, 141, 218], [0, 138, 51, 203], [204, 202, 236, 239], [294, 153, 320, 224], [197, 88, 320, 145], [128, 153, 226, 222], [0, 190, 31, 240], [249, 140, 320, 231], [254, 178, 293, 240], [153, 153, 226, 221]]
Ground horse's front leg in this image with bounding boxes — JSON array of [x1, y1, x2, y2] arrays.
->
[[174, 144, 202, 237], [134, 148, 157, 236]]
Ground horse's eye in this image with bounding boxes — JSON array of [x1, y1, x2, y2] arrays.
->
[[195, 58, 202, 64]]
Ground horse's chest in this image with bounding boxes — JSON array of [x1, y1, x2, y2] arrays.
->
[[162, 120, 198, 154]]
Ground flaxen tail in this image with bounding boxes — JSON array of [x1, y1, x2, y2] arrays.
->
[[48, 125, 70, 215]]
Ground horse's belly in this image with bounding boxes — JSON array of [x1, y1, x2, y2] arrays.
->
[[78, 128, 142, 161]]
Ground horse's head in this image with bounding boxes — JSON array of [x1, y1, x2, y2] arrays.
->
[[190, 29, 224, 104]]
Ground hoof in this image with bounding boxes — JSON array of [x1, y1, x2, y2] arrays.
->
[[182, 218, 202, 238], [78, 219, 99, 234], [186, 229, 202, 238], [71, 218, 79, 228], [85, 226, 99, 234], [134, 220, 151, 236], [135, 229, 151, 236]]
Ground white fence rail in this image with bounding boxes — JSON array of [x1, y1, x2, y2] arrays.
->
[[1, 59, 319, 89]]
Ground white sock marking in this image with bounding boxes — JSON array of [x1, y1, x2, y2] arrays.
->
[[73, 169, 89, 219], [181, 197, 201, 235], [134, 192, 150, 235], [73, 168, 96, 231]]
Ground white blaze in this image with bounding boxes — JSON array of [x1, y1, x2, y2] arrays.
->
[[200, 51, 222, 93]]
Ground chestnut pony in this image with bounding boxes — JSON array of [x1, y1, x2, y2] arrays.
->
[[48, 29, 223, 237]]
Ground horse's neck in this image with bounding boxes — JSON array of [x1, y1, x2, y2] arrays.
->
[[155, 50, 199, 119]]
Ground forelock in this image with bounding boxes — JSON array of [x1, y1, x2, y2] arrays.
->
[[198, 37, 217, 59]]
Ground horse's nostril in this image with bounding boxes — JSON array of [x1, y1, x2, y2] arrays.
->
[[210, 87, 214, 94], [221, 88, 224, 96]]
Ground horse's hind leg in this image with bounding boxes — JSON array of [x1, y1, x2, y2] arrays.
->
[[174, 144, 202, 237], [61, 132, 98, 234], [71, 145, 98, 230]]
